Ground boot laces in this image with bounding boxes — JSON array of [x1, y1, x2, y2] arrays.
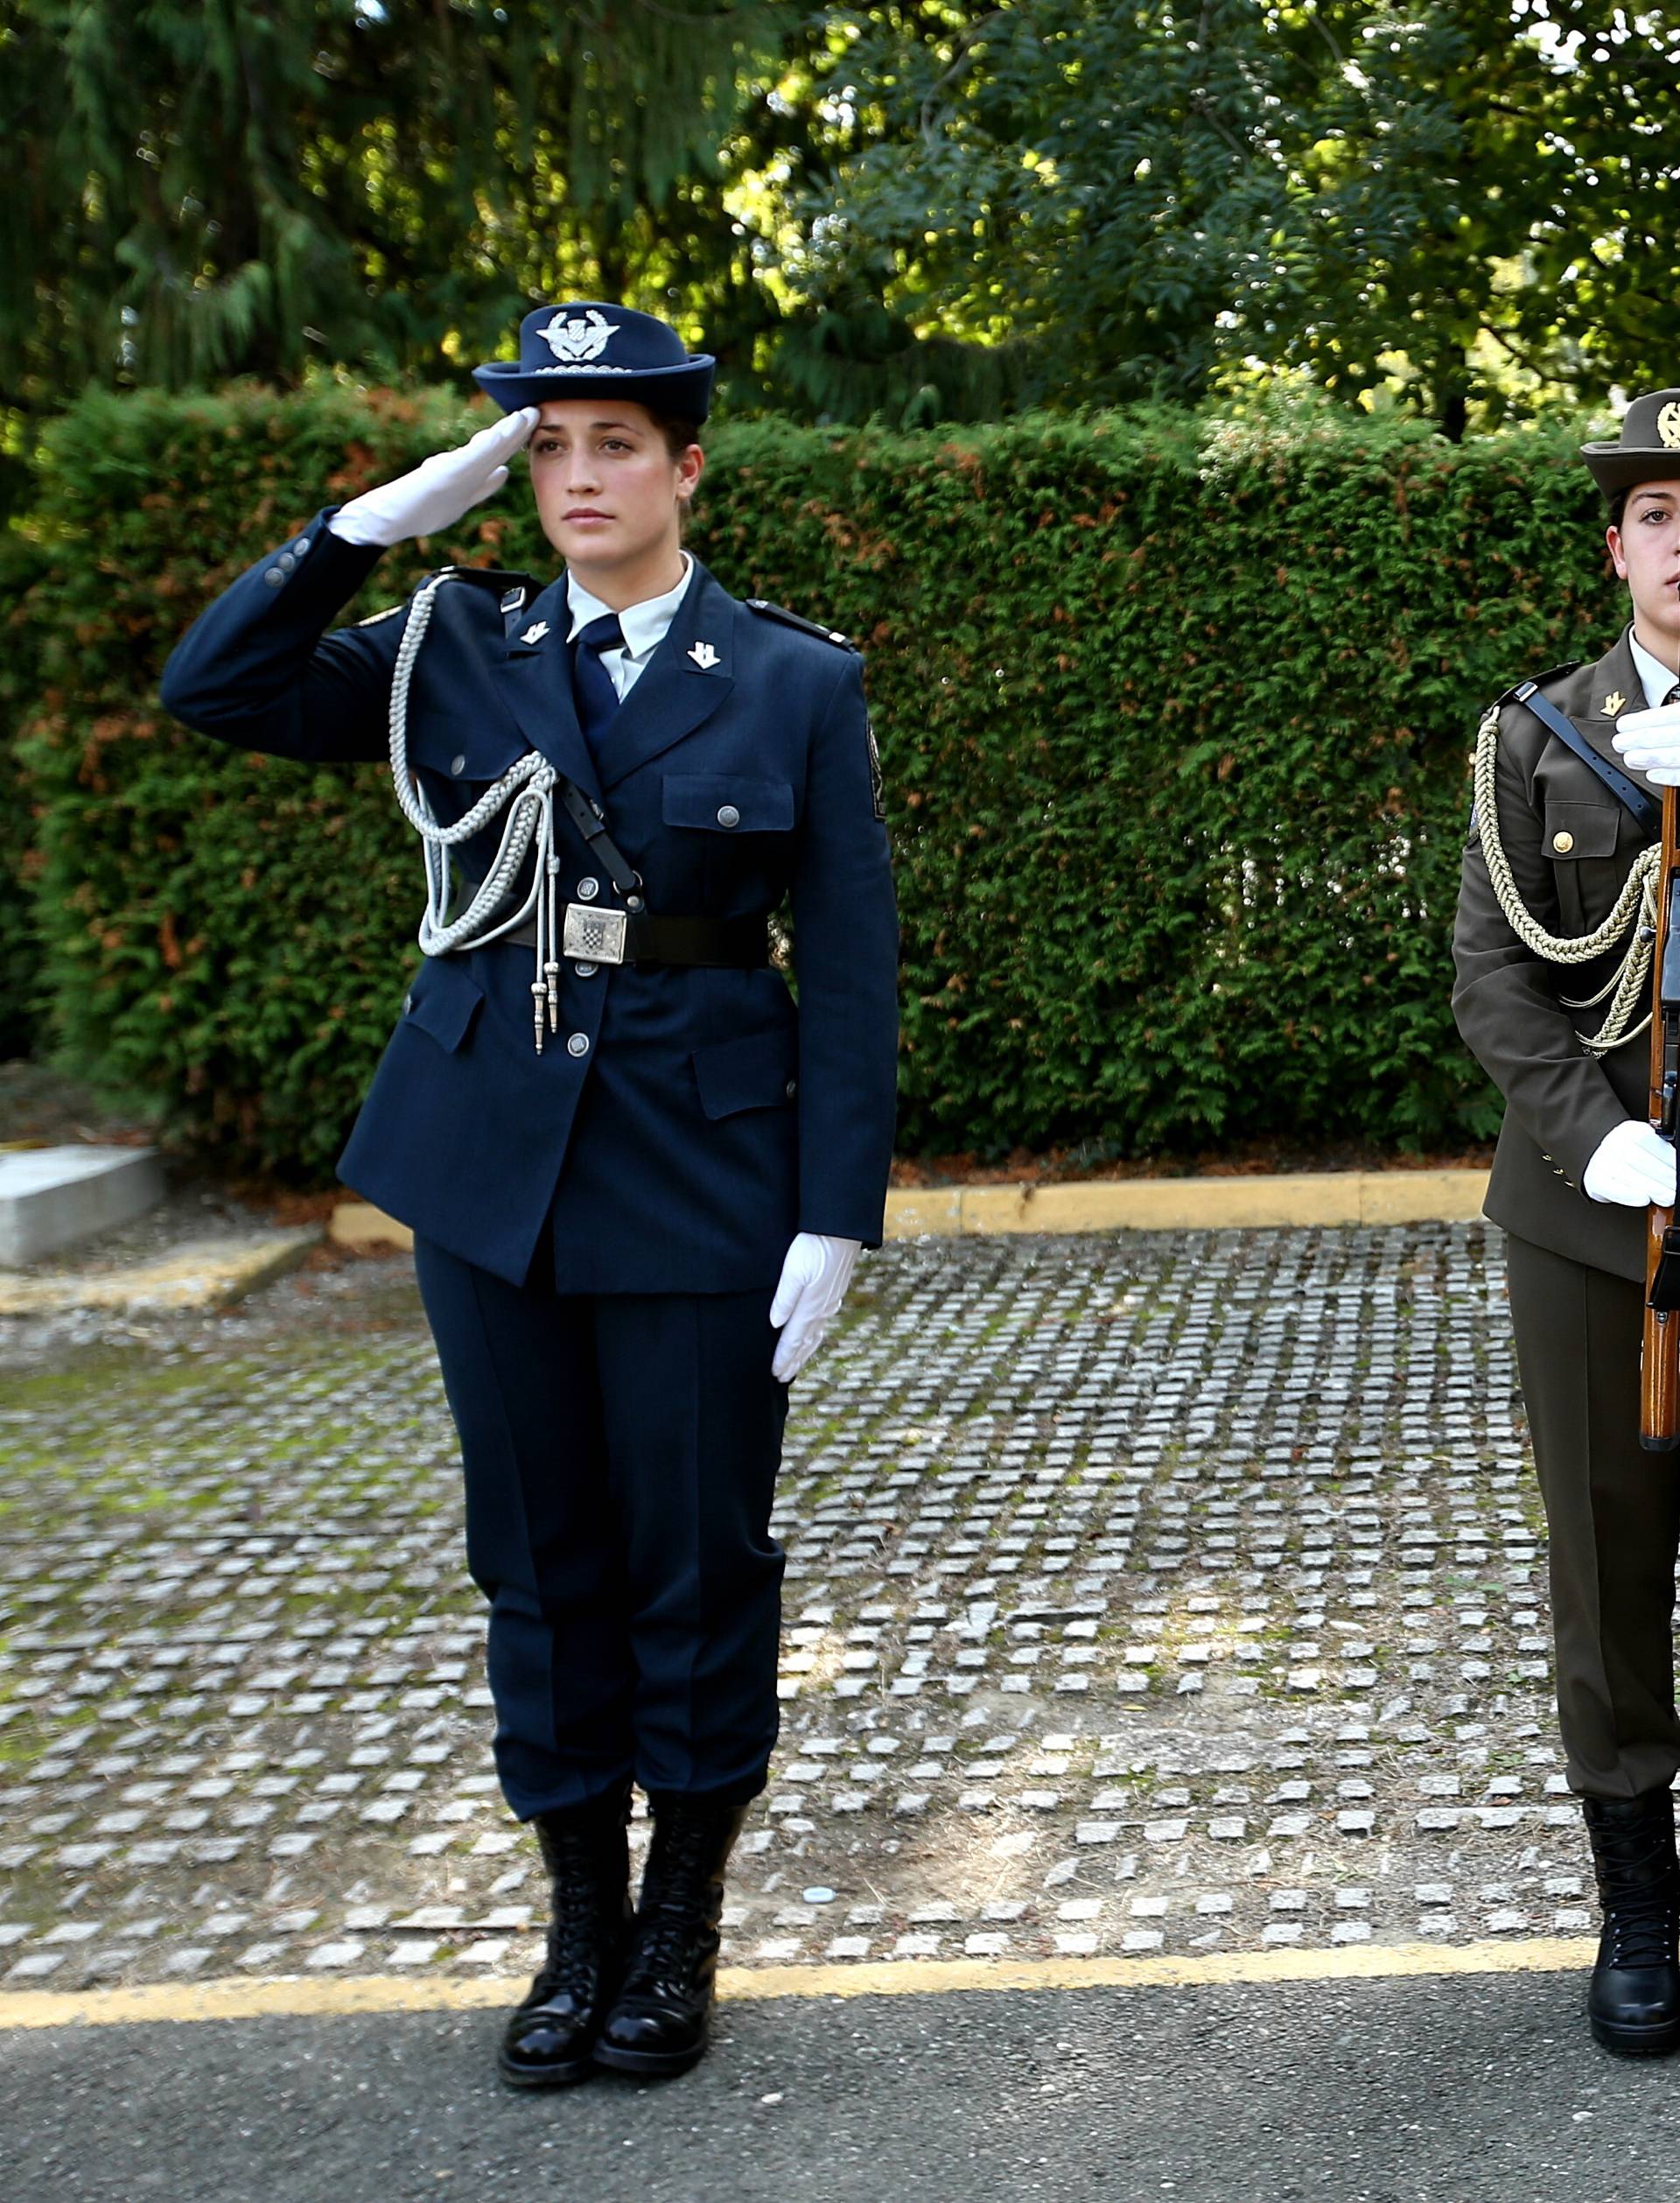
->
[[536, 1820, 620, 1994], [1593, 1821, 1679, 1970], [626, 1818, 725, 1991]]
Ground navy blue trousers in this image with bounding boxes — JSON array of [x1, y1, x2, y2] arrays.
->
[[414, 1235, 788, 1821]]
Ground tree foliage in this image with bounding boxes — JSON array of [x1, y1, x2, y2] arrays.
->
[[787, 0, 1680, 434], [1, 0, 780, 411], [5, 2, 1680, 433]]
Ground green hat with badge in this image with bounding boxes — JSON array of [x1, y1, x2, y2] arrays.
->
[[1581, 389, 1680, 497]]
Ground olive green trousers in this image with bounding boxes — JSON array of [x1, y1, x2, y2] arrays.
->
[[1506, 1231, 1680, 1800]]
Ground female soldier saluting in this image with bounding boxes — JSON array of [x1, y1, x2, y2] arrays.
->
[[160, 303, 899, 2086]]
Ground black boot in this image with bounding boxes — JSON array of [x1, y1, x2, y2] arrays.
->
[[497, 1780, 633, 2088], [1584, 1789, 1680, 2057], [592, 1797, 749, 2078]]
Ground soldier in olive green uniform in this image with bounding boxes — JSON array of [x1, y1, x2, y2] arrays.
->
[[1453, 391, 1680, 2056]]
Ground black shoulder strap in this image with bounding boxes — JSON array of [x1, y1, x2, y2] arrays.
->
[[1511, 680, 1660, 839], [745, 598, 859, 652]]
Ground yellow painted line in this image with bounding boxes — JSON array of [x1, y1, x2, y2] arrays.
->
[[334, 1171, 1492, 1255], [0, 1937, 1595, 2033]]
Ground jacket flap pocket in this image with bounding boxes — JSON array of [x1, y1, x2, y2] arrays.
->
[[1543, 799, 1621, 860], [406, 708, 528, 786], [692, 1026, 798, 1119], [662, 774, 795, 833], [403, 958, 484, 1054]]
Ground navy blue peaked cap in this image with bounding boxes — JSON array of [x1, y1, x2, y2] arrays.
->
[[473, 302, 715, 420]]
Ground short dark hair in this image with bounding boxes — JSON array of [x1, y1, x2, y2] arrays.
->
[[1609, 488, 1629, 528], [646, 410, 703, 460]]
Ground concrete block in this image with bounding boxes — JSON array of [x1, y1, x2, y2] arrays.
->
[[329, 1202, 414, 1252], [0, 1228, 320, 1315], [0, 1146, 164, 1266]]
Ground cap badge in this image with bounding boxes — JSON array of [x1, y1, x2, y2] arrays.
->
[[520, 621, 550, 646], [1660, 402, 1680, 450], [688, 641, 720, 670], [1603, 690, 1627, 716], [540, 310, 620, 364]]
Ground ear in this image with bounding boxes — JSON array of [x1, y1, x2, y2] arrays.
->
[[1608, 523, 1629, 581]]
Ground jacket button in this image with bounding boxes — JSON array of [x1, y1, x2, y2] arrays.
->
[[574, 963, 598, 979], [786, 1078, 797, 1099], [294, 537, 310, 558], [717, 803, 741, 829], [403, 992, 414, 1014], [278, 551, 296, 574], [566, 1032, 590, 1058], [449, 753, 466, 776], [577, 877, 599, 901], [263, 567, 284, 586], [1552, 830, 1575, 853]]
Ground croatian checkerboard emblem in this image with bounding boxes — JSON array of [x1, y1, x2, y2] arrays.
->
[[520, 621, 550, 646], [540, 310, 620, 363], [688, 641, 720, 670]]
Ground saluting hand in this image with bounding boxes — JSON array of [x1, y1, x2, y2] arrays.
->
[[1584, 1119, 1677, 1207], [1614, 702, 1680, 785], [328, 407, 542, 550], [770, 1233, 862, 1383]]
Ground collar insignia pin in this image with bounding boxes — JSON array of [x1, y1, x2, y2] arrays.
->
[[1603, 690, 1627, 716], [689, 641, 720, 670], [520, 621, 550, 647]]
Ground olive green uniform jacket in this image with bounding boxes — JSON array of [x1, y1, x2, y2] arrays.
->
[[1452, 628, 1662, 1284]]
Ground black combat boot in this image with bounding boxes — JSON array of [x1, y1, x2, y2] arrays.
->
[[592, 1797, 750, 2078], [497, 1779, 634, 2087], [1584, 1789, 1680, 2056]]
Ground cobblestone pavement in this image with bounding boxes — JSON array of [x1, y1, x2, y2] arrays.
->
[[0, 1222, 1592, 1992]]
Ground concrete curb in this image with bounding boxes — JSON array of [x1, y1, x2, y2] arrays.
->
[[331, 1169, 1491, 1253], [0, 1934, 1597, 2031], [0, 1146, 164, 1266], [0, 1227, 323, 1316]]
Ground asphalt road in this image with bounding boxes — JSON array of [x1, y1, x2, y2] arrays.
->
[[8, 1971, 1680, 2203]]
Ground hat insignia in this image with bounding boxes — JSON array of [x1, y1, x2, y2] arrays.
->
[[1660, 402, 1680, 450], [540, 309, 620, 364]]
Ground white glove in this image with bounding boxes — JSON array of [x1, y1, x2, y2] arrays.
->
[[1583, 1120, 1677, 1207], [1613, 702, 1680, 785], [328, 408, 540, 548], [769, 1232, 861, 1382]]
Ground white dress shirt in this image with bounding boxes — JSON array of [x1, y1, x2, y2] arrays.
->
[[1630, 628, 1680, 711], [564, 554, 692, 701]]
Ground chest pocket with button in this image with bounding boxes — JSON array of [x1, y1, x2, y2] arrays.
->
[[662, 775, 795, 834], [1543, 797, 1628, 937], [405, 707, 529, 793]]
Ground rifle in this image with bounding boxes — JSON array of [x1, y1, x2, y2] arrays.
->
[[1643, 778, 1680, 1449]]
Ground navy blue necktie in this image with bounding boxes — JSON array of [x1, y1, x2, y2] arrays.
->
[[572, 613, 626, 760]]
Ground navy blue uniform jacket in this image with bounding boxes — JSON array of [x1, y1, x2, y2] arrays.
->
[[160, 511, 900, 1293]]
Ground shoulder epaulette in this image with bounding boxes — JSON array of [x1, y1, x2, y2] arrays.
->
[[357, 565, 541, 629], [746, 599, 859, 653], [1490, 661, 1579, 712]]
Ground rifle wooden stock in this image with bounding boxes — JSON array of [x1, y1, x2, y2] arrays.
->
[[1643, 781, 1680, 1450]]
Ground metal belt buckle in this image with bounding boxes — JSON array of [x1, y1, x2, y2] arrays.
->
[[563, 903, 628, 965]]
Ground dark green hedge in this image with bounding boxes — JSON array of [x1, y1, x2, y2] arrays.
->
[[9, 385, 1628, 1175]]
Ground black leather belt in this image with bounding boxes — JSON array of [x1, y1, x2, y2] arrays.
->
[[501, 910, 771, 968]]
